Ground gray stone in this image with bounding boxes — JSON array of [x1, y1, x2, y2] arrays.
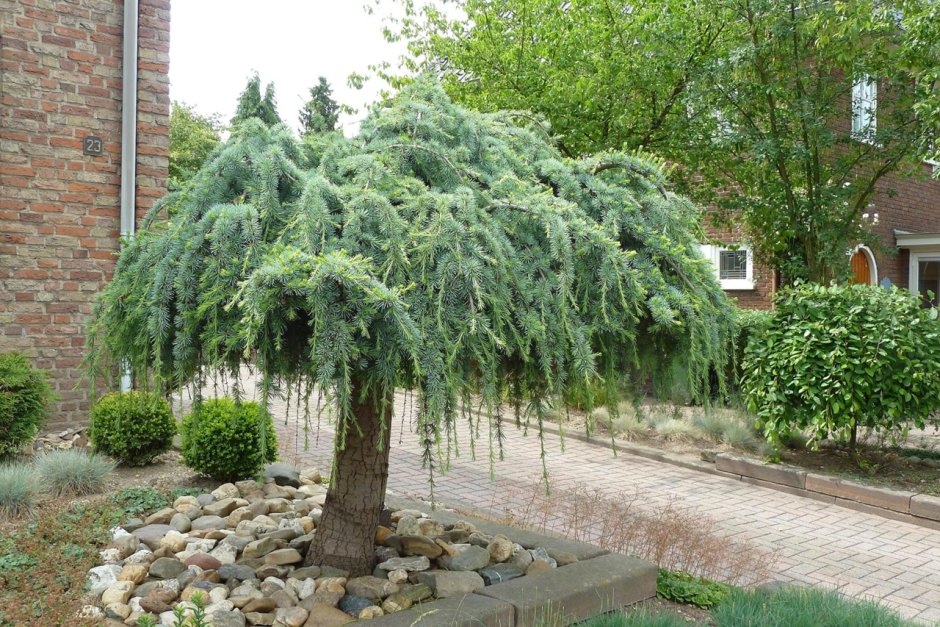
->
[[243, 536, 282, 559], [318, 566, 350, 578], [208, 609, 246, 627], [290, 566, 321, 581], [345, 576, 399, 602], [288, 533, 315, 554], [264, 548, 302, 566], [439, 545, 490, 572], [529, 547, 557, 567], [146, 507, 177, 525], [510, 546, 533, 571], [397, 535, 442, 559], [220, 564, 257, 582], [263, 463, 301, 488], [376, 555, 430, 573], [337, 594, 372, 617], [244, 611, 275, 626], [170, 513, 192, 533], [123, 517, 145, 532], [87, 564, 123, 596], [197, 494, 216, 507], [191, 515, 227, 531], [479, 563, 524, 585], [205, 497, 242, 517], [132, 524, 173, 550], [274, 606, 308, 627], [415, 570, 485, 598], [150, 557, 186, 579], [486, 536, 513, 563]]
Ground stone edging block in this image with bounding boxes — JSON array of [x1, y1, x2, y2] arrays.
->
[[715, 453, 806, 489], [475, 552, 657, 627], [805, 473, 914, 513], [910, 494, 940, 521], [367, 593, 516, 626]]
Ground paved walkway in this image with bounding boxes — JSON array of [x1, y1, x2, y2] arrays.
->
[[247, 386, 940, 623]]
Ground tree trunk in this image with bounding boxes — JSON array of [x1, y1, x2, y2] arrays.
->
[[305, 380, 392, 575]]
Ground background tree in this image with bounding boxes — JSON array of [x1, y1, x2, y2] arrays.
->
[[299, 76, 341, 135], [88, 80, 734, 575], [231, 71, 283, 127], [387, 0, 940, 282], [168, 102, 222, 191]]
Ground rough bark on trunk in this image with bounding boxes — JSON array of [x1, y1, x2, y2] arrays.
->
[[305, 380, 392, 575]]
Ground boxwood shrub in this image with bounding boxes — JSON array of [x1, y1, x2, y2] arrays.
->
[[742, 283, 940, 450], [89, 391, 176, 465], [180, 398, 277, 481], [0, 353, 53, 459]]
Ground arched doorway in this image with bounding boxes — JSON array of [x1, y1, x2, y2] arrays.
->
[[849, 245, 878, 285]]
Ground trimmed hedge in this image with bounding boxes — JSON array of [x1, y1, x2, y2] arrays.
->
[[0, 353, 53, 459], [89, 391, 176, 465], [180, 398, 277, 481]]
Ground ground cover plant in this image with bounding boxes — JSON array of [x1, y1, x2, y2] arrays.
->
[[87, 79, 735, 574], [0, 352, 53, 459], [89, 391, 176, 466]]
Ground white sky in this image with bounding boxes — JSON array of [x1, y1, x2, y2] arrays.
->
[[169, 1, 409, 135]]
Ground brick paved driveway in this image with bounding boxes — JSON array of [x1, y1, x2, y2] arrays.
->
[[259, 388, 940, 623]]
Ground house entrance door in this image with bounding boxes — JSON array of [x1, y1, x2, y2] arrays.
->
[[850, 249, 873, 284]]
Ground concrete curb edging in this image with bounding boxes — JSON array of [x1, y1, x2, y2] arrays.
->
[[371, 496, 658, 626], [498, 416, 940, 531]]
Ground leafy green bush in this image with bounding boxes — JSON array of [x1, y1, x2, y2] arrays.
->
[[712, 586, 911, 627], [109, 486, 169, 517], [180, 399, 277, 481], [742, 284, 940, 450], [35, 449, 114, 497], [656, 569, 731, 609], [89, 391, 176, 465], [0, 353, 53, 459], [0, 463, 40, 519]]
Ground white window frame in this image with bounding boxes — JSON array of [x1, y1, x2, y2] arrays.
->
[[852, 75, 878, 144], [700, 244, 754, 290], [909, 251, 940, 306]]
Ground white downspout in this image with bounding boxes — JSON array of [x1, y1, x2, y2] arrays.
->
[[119, 0, 139, 392]]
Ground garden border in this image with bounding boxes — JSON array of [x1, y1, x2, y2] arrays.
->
[[499, 417, 940, 531]]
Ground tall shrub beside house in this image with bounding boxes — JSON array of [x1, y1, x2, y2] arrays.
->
[[742, 283, 940, 451], [0, 353, 53, 459], [87, 79, 734, 574]]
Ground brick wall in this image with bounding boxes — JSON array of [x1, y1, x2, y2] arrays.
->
[[0, 0, 170, 428]]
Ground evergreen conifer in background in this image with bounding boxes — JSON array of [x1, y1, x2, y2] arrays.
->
[[88, 79, 734, 574], [231, 71, 282, 127], [299, 76, 341, 135]]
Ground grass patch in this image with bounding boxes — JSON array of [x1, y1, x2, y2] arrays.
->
[[0, 463, 40, 519], [579, 610, 689, 627], [35, 449, 114, 498], [712, 586, 913, 626], [0, 499, 120, 626], [657, 569, 730, 609]]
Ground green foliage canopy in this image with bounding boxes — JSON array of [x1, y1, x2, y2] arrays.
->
[[180, 399, 277, 481], [0, 353, 52, 459], [742, 283, 940, 450], [168, 102, 222, 191], [88, 80, 733, 478], [299, 76, 341, 135], [231, 72, 283, 128]]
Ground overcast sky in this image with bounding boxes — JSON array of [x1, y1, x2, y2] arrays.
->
[[169, 1, 410, 135]]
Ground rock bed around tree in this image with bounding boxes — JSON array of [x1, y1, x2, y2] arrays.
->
[[81, 465, 569, 626]]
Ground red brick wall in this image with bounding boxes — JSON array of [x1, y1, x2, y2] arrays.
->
[[0, 0, 170, 428]]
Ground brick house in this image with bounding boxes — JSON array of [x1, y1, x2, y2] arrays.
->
[[1, 0, 171, 427], [700, 78, 940, 309]]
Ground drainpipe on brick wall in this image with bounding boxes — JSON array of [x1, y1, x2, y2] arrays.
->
[[119, 0, 139, 392]]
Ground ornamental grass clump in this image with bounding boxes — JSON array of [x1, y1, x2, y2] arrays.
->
[[0, 463, 40, 519], [743, 283, 940, 452], [0, 353, 53, 460], [86, 78, 734, 574], [34, 449, 115, 498]]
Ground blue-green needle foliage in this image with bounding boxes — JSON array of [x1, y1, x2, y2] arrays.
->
[[87, 79, 733, 482]]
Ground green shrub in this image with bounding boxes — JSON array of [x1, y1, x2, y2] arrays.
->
[[35, 449, 115, 497], [0, 353, 53, 459], [712, 586, 911, 627], [742, 284, 940, 451], [180, 398, 277, 481], [656, 568, 731, 609], [0, 464, 40, 519], [89, 391, 176, 465]]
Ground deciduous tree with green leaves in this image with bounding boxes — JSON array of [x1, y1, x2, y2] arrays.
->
[[385, 0, 940, 282], [231, 71, 282, 127], [168, 102, 222, 191], [87, 80, 733, 574]]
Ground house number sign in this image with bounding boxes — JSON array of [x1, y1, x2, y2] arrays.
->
[[83, 135, 103, 156]]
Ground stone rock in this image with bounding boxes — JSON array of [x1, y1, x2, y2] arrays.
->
[[295, 578, 318, 600], [113, 534, 141, 558], [415, 571, 485, 598], [210, 541, 239, 565], [150, 557, 186, 579], [274, 606, 309, 627], [439, 545, 490, 572], [373, 526, 393, 546], [480, 563, 524, 585], [228, 507, 257, 527], [101, 581, 136, 605], [529, 547, 557, 567], [118, 564, 149, 585], [486, 536, 513, 563], [264, 549, 302, 565], [243, 537, 282, 559], [255, 564, 289, 580], [191, 515, 227, 531], [264, 463, 301, 487], [552, 550, 578, 566], [208, 609, 247, 627], [212, 484, 240, 500], [244, 611, 276, 626], [173, 495, 200, 511], [99, 546, 122, 564], [510, 545, 533, 571], [345, 576, 398, 602], [398, 535, 443, 559], [243, 597, 278, 613], [220, 564, 257, 582], [185, 552, 222, 571], [316, 577, 347, 594], [526, 560, 553, 576], [160, 530, 188, 553], [380, 583, 432, 614], [386, 569, 408, 585], [358, 606, 383, 620], [146, 507, 177, 525], [288, 533, 315, 555], [181, 581, 216, 602], [317, 566, 349, 579], [266, 498, 292, 514], [300, 590, 344, 611], [204, 497, 241, 517], [302, 604, 354, 626], [125, 548, 154, 566], [394, 515, 444, 538], [299, 467, 321, 483], [337, 595, 372, 617], [88, 564, 123, 596], [123, 518, 145, 532], [376, 555, 430, 573], [132, 524, 173, 550], [170, 513, 192, 533], [104, 601, 132, 620], [77, 605, 104, 619], [210, 586, 230, 603]]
